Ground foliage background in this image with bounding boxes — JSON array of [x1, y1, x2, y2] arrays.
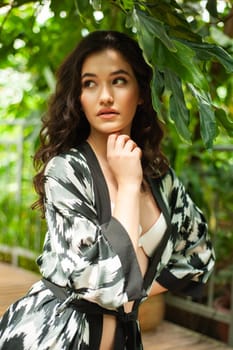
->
[[0, 0, 232, 276]]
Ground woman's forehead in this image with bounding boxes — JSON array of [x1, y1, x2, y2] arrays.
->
[[81, 49, 134, 76]]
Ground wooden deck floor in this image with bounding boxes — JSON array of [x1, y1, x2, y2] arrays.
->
[[142, 322, 233, 350], [0, 262, 232, 349], [0, 262, 39, 316]]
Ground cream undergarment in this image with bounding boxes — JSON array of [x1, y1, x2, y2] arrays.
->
[[111, 202, 167, 258], [138, 213, 167, 257]]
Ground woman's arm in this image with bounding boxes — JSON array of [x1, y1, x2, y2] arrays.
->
[[107, 134, 142, 251], [155, 169, 215, 297], [39, 149, 144, 309], [149, 281, 168, 296]]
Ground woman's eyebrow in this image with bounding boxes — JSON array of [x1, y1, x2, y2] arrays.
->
[[81, 69, 130, 79], [81, 72, 96, 79], [110, 69, 130, 76]]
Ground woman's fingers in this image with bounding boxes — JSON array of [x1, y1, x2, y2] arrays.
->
[[107, 134, 136, 153], [107, 133, 118, 148], [107, 133, 142, 186], [124, 139, 137, 152]]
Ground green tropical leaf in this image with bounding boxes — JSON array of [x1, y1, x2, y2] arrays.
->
[[199, 107, 217, 149], [188, 84, 217, 148], [136, 25, 155, 65], [133, 9, 176, 52], [111, 0, 134, 11], [151, 68, 165, 120], [184, 41, 233, 73], [50, 0, 71, 15], [215, 108, 233, 137], [125, 11, 134, 28], [122, 0, 134, 10], [165, 70, 191, 142], [152, 38, 208, 90], [74, 0, 90, 17], [146, 1, 201, 42]]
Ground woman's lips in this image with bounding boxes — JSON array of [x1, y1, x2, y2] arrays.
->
[[97, 108, 119, 118]]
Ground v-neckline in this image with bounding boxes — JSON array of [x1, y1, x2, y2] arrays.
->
[[78, 141, 172, 292], [78, 141, 112, 224]]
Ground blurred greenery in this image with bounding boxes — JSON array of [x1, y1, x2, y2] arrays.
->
[[0, 0, 232, 282]]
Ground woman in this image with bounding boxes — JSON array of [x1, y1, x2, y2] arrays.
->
[[0, 30, 215, 349]]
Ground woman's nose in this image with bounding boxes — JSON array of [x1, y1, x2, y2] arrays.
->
[[99, 86, 114, 105]]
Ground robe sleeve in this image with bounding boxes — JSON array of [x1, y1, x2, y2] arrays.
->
[[37, 151, 144, 310], [156, 169, 215, 297]]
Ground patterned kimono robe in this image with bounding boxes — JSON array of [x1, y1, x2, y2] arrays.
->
[[0, 142, 215, 350]]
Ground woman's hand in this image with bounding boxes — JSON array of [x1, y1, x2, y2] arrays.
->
[[107, 133, 142, 187], [106, 133, 142, 251]]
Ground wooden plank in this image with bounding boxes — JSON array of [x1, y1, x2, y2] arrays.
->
[[142, 321, 233, 350], [0, 262, 39, 316]]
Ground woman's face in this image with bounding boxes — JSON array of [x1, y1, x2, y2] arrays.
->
[[80, 49, 142, 138]]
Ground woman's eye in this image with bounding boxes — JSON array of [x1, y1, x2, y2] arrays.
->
[[82, 80, 96, 88], [113, 77, 127, 85]]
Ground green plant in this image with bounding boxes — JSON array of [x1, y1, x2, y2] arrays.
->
[[0, 194, 46, 252], [0, 0, 233, 147]]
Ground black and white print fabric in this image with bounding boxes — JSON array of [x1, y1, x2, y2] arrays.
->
[[0, 143, 215, 349]]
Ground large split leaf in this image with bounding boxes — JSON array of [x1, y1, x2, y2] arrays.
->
[[151, 68, 165, 121], [165, 70, 191, 142], [152, 38, 208, 90], [185, 41, 233, 73], [215, 108, 233, 137], [188, 84, 218, 148], [132, 8, 208, 91], [133, 9, 176, 53], [145, 0, 201, 42]]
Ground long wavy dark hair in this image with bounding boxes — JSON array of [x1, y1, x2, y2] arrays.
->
[[33, 30, 169, 215]]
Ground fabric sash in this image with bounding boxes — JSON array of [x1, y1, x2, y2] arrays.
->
[[42, 278, 142, 350]]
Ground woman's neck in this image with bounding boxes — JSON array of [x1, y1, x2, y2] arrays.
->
[[87, 134, 118, 194], [86, 134, 108, 161]]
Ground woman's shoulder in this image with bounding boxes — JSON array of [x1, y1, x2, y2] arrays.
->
[[153, 167, 175, 185], [44, 146, 91, 180], [151, 167, 181, 197]]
